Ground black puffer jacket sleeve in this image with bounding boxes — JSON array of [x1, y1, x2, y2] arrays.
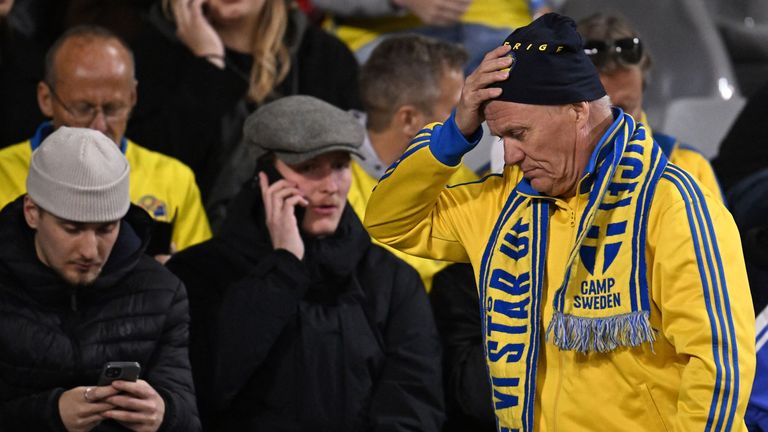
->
[[141, 277, 201, 432], [0, 387, 67, 431], [430, 263, 495, 430], [368, 255, 445, 432], [212, 249, 310, 411]]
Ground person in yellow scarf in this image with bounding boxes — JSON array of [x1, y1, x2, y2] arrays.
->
[[365, 13, 755, 431], [577, 12, 724, 202]]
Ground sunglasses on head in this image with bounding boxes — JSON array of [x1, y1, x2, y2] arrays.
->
[[583, 37, 643, 67]]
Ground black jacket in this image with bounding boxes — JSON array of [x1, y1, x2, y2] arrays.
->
[[167, 180, 444, 432], [0, 20, 46, 149], [126, 5, 361, 200], [0, 198, 201, 432], [429, 263, 495, 432], [712, 80, 768, 193]]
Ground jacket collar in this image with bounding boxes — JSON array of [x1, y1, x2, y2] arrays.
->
[[0, 197, 153, 305], [30, 121, 128, 154]]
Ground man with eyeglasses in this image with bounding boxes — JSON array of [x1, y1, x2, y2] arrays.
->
[[0, 25, 211, 260], [578, 12, 724, 202]]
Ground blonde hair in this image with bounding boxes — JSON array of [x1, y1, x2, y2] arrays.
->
[[164, 0, 291, 103], [249, 0, 290, 103]]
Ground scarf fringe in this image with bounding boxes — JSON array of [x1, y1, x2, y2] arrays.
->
[[545, 310, 656, 353]]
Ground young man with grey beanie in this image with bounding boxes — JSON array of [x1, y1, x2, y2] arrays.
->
[[167, 95, 445, 431], [0, 127, 201, 431]]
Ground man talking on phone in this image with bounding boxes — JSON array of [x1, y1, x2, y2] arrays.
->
[[0, 127, 201, 431], [167, 95, 444, 431]]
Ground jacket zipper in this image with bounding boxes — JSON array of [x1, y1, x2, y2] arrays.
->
[[66, 287, 83, 379], [70, 287, 78, 312], [553, 193, 580, 431]]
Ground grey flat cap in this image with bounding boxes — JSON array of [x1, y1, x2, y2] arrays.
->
[[244, 95, 365, 164]]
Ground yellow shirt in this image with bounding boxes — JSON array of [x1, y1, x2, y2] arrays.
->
[[0, 138, 211, 251], [328, 0, 533, 52]]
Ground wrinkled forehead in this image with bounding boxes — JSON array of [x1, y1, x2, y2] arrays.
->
[[484, 100, 555, 134]]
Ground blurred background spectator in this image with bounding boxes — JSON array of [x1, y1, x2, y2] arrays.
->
[[348, 34, 477, 291], [125, 0, 361, 212]]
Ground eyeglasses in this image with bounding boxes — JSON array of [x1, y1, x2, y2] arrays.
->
[[47, 83, 131, 124], [583, 37, 644, 67]]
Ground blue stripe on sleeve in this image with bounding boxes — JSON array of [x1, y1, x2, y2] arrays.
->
[[663, 166, 737, 431]]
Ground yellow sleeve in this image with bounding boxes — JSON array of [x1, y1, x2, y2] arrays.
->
[[351, 160, 480, 292], [171, 165, 212, 251], [364, 120, 495, 263], [649, 168, 755, 431], [670, 147, 725, 203], [0, 142, 31, 209]]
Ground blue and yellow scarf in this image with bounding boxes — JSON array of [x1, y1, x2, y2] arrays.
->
[[478, 110, 667, 430]]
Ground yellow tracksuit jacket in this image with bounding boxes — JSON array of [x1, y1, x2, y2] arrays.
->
[[0, 133, 211, 251], [364, 114, 755, 431], [348, 159, 477, 291]]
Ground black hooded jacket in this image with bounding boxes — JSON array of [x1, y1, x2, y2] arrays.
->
[[0, 198, 201, 432], [167, 179, 445, 432]]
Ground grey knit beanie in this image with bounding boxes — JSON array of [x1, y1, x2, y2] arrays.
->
[[26, 127, 130, 222]]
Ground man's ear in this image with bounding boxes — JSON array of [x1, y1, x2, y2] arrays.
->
[[23, 196, 40, 230], [571, 101, 590, 125], [395, 105, 425, 138], [37, 81, 54, 118], [130, 79, 138, 109]]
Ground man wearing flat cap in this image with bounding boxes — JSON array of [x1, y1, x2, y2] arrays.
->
[[167, 95, 445, 431], [365, 13, 756, 431], [0, 127, 201, 431]]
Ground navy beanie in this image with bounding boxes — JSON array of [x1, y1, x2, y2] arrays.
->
[[490, 13, 606, 105]]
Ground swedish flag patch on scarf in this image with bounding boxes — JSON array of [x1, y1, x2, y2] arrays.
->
[[478, 110, 667, 430]]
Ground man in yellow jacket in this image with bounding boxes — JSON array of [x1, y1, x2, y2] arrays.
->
[[349, 34, 477, 291], [365, 13, 755, 431], [0, 26, 211, 255]]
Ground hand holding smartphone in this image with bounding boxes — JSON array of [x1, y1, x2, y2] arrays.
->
[[258, 165, 308, 260]]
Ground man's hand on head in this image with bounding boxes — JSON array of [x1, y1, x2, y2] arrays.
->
[[454, 44, 512, 137]]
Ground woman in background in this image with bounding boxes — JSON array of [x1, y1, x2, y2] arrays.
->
[[128, 0, 360, 219]]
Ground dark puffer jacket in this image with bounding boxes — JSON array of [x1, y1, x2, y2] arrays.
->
[[167, 179, 445, 432], [0, 197, 201, 432]]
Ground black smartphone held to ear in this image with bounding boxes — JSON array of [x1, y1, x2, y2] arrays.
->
[[97, 361, 141, 386], [257, 159, 306, 224]]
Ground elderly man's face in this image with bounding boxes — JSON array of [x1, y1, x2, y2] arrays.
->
[[23, 197, 120, 286], [38, 36, 136, 146], [485, 100, 591, 197], [275, 151, 352, 237]]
